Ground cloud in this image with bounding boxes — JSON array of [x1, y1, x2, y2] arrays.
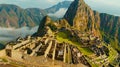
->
[[0, 26, 39, 43], [48, 8, 68, 18]]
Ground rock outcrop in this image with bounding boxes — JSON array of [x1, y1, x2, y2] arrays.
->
[[64, 0, 100, 37], [33, 16, 54, 37]]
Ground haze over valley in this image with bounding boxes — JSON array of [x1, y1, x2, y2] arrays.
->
[[0, 0, 120, 44], [0, 0, 120, 67]]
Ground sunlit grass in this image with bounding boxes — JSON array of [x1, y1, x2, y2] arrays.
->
[[107, 45, 118, 63], [56, 32, 94, 56]]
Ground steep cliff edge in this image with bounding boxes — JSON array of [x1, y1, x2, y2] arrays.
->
[[64, 0, 100, 37], [99, 13, 120, 51]]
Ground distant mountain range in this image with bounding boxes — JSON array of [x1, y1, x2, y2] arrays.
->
[[0, 4, 46, 28], [45, 1, 71, 13], [0, 1, 72, 28], [0, 0, 120, 52], [0, 1, 120, 28]]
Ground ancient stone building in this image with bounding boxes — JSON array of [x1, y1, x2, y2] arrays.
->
[[5, 35, 91, 67]]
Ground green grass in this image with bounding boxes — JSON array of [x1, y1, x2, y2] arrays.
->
[[57, 31, 69, 38], [101, 31, 120, 52], [86, 58, 99, 67], [107, 45, 118, 63], [0, 58, 8, 62], [102, 42, 118, 62], [57, 31, 118, 67], [56, 32, 94, 55]]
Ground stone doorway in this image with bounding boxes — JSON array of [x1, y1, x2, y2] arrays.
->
[[6, 49, 12, 57]]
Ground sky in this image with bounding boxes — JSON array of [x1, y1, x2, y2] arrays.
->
[[84, 0, 120, 16], [0, 0, 120, 16], [0, 0, 120, 9], [0, 0, 73, 9]]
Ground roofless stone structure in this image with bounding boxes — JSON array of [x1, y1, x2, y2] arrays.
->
[[5, 35, 90, 67]]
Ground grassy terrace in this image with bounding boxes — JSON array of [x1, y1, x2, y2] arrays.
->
[[56, 32, 94, 56], [56, 32, 98, 67], [102, 42, 118, 64], [107, 45, 118, 64], [56, 32, 118, 67]]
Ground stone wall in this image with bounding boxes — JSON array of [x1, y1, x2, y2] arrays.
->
[[11, 50, 23, 61], [4, 35, 90, 66]]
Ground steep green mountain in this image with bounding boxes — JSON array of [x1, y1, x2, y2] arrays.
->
[[63, 0, 120, 51], [99, 13, 120, 51], [0, 4, 46, 28], [64, 0, 100, 37], [46, 0, 120, 51]]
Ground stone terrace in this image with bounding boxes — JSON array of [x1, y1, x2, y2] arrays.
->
[[5, 35, 90, 67]]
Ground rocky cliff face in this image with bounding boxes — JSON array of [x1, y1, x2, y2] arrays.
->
[[64, 0, 100, 37], [99, 13, 120, 50], [33, 16, 54, 37], [64, 0, 120, 50], [100, 13, 120, 40]]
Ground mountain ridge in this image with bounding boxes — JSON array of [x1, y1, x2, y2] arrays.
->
[[0, 4, 48, 28], [0, 0, 119, 67], [64, 0, 100, 37], [0, 1, 72, 28]]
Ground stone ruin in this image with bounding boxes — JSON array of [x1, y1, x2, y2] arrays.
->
[[59, 28, 109, 57], [5, 35, 91, 67]]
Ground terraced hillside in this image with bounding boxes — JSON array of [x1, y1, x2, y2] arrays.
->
[[0, 0, 119, 67]]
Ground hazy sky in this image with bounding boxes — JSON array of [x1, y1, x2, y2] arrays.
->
[[0, 0, 73, 9], [0, 0, 120, 9], [85, 0, 120, 16], [0, 0, 120, 16]]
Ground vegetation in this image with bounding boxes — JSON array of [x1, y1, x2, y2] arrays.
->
[[47, 22, 57, 31], [0, 58, 8, 62], [56, 31, 118, 66], [0, 43, 5, 50], [56, 32, 94, 55], [101, 31, 120, 51]]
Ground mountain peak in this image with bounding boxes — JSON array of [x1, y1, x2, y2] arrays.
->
[[64, 0, 91, 26], [74, 0, 85, 5], [33, 16, 52, 37], [64, 0, 100, 36], [37, 16, 51, 30]]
